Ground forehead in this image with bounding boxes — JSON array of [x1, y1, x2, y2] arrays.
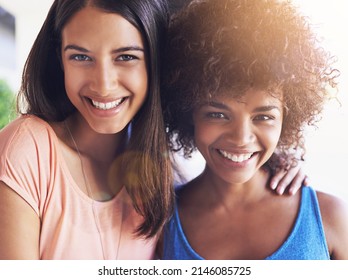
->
[[61, 6, 144, 48], [206, 87, 283, 104]]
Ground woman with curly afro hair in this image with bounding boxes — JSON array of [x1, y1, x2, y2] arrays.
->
[[161, 0, 348, 259]]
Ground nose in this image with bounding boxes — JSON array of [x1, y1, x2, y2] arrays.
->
[[90, 60, 118, 95], [225, 119, 255, 146]]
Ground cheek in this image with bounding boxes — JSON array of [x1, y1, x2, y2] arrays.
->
[[194, 123, 218, 151], [122, 66, 148, 98], [264, 125, 283, 152], [137, 69, 148, 94], [63, 67, 85, 98]]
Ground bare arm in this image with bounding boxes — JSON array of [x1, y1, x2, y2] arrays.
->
[[0, 181, 40, 259], [317, 191, 348, 260]]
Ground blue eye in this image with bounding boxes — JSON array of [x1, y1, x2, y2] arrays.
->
[[70, 54, 91, 61]]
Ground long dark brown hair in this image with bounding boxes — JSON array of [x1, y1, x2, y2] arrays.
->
[[18, 0, 174, 238]]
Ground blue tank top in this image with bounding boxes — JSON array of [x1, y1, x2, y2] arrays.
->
[[162, 187, 330, 260]]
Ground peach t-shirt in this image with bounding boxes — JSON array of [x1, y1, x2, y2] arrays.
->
[[0, 115, 156, 259]]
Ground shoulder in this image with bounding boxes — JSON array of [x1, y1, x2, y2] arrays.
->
[[0, 114, 57, 154], [0, 115, 60, 185], [175, 181, 196, 207], [0, 115, 60, 217], [316, 191, 348, 259], [317, 191, 348, 223], [0, 114, 53, 140]]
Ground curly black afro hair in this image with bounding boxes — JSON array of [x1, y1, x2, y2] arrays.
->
[[162, 0, 339, 170]]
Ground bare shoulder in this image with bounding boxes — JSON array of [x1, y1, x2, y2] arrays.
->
[[316, 191, 348, 259], [317, 191, 348, 222]]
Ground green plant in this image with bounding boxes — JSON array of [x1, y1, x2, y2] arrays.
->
[[0, 79, 16, 129]]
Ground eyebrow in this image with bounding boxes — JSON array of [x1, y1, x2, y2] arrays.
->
[[63, 44, 145, 53], [253, 105, 282, 113], [203, 101, 229, 110], [203, 101, 281, 112]]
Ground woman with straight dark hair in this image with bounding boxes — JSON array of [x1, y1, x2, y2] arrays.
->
[[0, 0, 173, 259]]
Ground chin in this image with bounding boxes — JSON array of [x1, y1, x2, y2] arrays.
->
[[91, 123, 127, 135]]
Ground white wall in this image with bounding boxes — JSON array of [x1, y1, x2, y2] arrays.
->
[[289, 0, 348, 202], [0, 23, 15, 70], [0, 15, 16, 91], [0, 0, 54, 92]]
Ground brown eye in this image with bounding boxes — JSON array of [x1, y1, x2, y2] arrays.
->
[[253, 115, 274, 121], [117, 54, 137, 61], [207, 112, 226, 119]]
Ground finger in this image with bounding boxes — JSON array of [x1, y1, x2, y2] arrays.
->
[[303, 175, 310, 187], [269, 168, 287, 190], [288, 169, 307, 195], [275, 164, 301, 195]]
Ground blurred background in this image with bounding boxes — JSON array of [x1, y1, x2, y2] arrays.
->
[[0, 0, 347, 203]]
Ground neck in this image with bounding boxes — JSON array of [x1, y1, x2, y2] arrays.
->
[[64, 114, 127, 164], [196, 165, 271, 206]]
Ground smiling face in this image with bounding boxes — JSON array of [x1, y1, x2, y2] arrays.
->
[[193, 88, 283, 186], [61, 6, 148, 134]]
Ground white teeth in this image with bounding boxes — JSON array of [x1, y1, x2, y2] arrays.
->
[[91, 98, 124, 110], [219, 150, 253, 163]]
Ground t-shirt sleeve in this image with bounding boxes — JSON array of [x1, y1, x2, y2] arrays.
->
[[0, 116, 53, 216]]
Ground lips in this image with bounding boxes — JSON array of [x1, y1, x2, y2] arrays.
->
[[218, 149, 254, 163]]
